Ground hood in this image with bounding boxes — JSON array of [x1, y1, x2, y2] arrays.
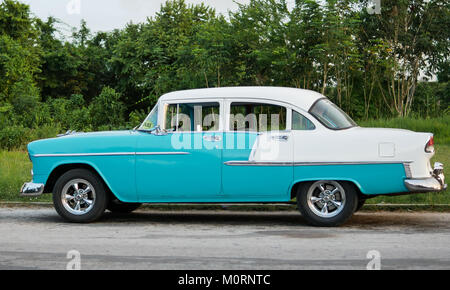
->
[[28, 130, 137, 157]]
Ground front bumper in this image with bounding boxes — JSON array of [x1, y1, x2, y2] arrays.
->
[[404, 162, 447, 193], [20, 182, 45, 197]]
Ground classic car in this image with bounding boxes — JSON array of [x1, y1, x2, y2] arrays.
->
[[20, 87, 446, 226]]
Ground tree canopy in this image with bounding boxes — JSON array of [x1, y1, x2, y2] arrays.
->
[[0, 0, 449, 137]]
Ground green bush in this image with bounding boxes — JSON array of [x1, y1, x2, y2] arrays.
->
[[128, 109, 148, 128], [89, 87, 126, 130], [0, 102, 15, 127], [47, 95, 91, 131], [28, 124, 61, 141], [0, 124, 62, 151], [358, 114, 450, 145], [0, 126, 29, 150], [412, 82, 449, 118]]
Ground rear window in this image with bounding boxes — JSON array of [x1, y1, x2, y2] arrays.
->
[[309, 99, 357, 130]]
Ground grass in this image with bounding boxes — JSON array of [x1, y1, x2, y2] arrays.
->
[[358, 115, 450, 145], [0, 151, 51, 202], [0, 116, 449, 204]]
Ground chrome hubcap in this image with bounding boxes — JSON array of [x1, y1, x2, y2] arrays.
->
[[61, 179, 96, 215], [307, 181, 346, 218]]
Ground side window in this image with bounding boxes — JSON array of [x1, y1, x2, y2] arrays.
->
[[292, 110, 315, 130], [140, 104, 158, 130], [230, 102, 287, 132], [164, 102, 220, 132]]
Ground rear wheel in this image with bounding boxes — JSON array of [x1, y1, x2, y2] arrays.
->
[[297, 180, 358, 227], [107, 200, 142, 214], [53, 169, 108, 223]]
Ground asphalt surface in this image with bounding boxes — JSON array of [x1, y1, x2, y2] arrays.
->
[[0, 207, 449, 270]]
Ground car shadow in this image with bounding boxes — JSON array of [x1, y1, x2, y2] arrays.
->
[[90, 210, 450, 230], [100, 211, 308, 226], [13, 208, 448, 230]]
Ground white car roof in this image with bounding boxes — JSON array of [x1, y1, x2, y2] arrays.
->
[[159, 87, 325, 111]]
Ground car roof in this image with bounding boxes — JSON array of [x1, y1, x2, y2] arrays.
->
[[159, 87, 325, 111]]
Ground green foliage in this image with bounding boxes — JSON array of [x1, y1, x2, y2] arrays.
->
[[48, 94, 90, 131], [0, 150, 52, 202], [412, 82, 450, 118], [359, 114, 450, 145], [0, 0, 449, 150], [0, 0, 41, 107], [0, 124, 61, 150], [0, 0, 35, 40], [89, 87, 125, 130], [0, 125, 28, 150], [128, 109, 148, 128]]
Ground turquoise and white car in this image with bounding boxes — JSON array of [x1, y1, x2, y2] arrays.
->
[[20, 87, 446, 226]]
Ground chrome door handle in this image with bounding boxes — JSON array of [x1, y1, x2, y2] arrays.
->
[[272, 135, 289, 141], [203, 135, 222, 142]]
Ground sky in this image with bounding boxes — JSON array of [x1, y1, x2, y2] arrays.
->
[[19, 0, 251, 34]]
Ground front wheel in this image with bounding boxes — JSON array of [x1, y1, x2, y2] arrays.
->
[[53, 169, 108, 223], [297, 180, 358, 227], [355, 199, 366, 212]]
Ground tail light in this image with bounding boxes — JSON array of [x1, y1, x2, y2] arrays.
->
[[425, 136, 435, 153]]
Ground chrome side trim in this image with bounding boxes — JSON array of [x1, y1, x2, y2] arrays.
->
[[20, 182, 44, 197], [136, 152, 191, 156], [33, 152, 190, 157], [403, 163, 413, 178], [224, 161, 412, 166], [34, 153, 135, 157], [293, 161, 411, 166], [224, 161, 292, 166]]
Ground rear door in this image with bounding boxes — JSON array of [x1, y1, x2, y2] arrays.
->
[[221, 100, 294, 201]]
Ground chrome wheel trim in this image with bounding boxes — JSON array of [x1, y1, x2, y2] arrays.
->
[[306, 181, 346, 218], [61, 179, 96, 216]]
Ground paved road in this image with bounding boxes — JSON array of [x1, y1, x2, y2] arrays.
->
[[0, 207, 449, 270]]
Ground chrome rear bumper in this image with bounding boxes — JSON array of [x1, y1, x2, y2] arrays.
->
[[405, 162, 447, 193], [20, 182, 45, 197]]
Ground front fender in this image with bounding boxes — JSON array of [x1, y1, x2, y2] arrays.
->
[[32, 157, 137, 202]]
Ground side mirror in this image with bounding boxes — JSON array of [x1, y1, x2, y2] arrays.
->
[[153, 125, 168, 136]]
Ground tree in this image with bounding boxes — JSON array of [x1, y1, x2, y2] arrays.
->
[[0, 0, 41, 126], [89, 86, 125, 129], [287, 0, 324, 89], [360, 0, 450, 116]]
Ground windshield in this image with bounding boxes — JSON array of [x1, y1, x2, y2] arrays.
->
[[139, 104, 159, 130], [309, 99, 357, 130]]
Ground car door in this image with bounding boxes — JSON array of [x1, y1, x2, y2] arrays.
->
[[221, 100, 294, 201], [291, 109, 319, 163], [136, 100, 223, 202]]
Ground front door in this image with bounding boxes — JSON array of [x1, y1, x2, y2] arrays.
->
[[136, 101, 223, 202]]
